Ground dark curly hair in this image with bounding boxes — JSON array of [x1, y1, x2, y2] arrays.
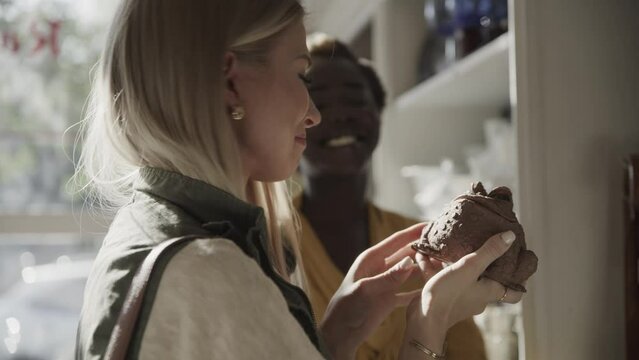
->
[[306, 33, 386, 111]]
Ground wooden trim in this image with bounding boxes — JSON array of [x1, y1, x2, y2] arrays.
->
[[624, 155, 639, 360], [510, 0, 549, 358]]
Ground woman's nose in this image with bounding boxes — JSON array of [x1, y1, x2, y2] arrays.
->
[[304, 99, 321, 128]]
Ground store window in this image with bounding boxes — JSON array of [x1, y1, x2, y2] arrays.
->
[[0, 1, 117, 358]]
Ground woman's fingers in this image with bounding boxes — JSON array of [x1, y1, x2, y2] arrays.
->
[[350, 223, 426, 282], [477, 277, 506, 302], [415, 252, 444, 281], [498, 286, 524, 304], [370, 222, 427, 262], [475, 231, 516, 271], [476, 277, 524, 304], [395, 289, 422, 307], [358, 256, 417, 295], [383, 243, 417, 268], [456, 230, 516, 277]]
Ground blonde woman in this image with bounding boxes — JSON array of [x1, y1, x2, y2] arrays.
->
[[75, 0, 524, 359]]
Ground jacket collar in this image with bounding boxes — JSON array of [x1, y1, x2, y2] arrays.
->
[[133, 167, 267, 246]]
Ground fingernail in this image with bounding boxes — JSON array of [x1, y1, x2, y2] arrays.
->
[[397, 256, 414, 270], [500, 231, 516, 245]]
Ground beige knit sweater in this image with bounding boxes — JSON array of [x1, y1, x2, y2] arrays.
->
[[139, 238, 325, 360]]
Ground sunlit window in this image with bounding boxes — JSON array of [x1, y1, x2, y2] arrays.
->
[[0, 1, 117, 358], [0, 0, 116, 213]]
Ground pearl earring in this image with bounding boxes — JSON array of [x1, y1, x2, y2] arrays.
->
[[231, 106, 245, 120]]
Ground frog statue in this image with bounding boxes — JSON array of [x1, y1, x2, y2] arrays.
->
[[412, 182, 538, 292]]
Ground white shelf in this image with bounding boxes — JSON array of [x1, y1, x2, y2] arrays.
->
[[303, 0, 385, 42], [395, 32, 510, 110]]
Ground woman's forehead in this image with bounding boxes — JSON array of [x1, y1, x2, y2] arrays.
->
[[308, 58, 367, 89], [272, 20, 309, 61]]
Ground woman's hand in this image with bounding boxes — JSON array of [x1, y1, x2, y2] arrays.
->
[[401, 231, 525, 359], [319, 223, 426, 360]]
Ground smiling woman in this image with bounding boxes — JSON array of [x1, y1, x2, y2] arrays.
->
[[296, 33, 488, 360], [300, 35, 381, 177]]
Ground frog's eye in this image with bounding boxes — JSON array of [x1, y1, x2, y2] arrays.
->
[[489, 187, 513, 202], [494, 193, 512, 202]]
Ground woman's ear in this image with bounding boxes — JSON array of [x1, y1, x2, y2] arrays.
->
[[223, 52, 241, 106]]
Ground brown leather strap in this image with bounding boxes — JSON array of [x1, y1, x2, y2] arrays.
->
[[104, 235, 202, 360]]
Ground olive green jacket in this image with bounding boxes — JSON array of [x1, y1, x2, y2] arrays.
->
[[75, 167, 327, 359]]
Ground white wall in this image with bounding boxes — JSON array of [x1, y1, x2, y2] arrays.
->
[[373, 106, 498, 220], [515, 0, 639, 358], [369, 0, 506, 220]]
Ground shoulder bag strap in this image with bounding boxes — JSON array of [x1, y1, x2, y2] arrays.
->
[[104, 235, 202, 360]]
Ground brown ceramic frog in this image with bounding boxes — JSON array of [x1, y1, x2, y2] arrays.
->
[[411, 182, 537, 292]]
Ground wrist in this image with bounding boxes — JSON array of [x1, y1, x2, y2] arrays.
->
[[405, 314, 447, 356], [319, 320, 356, 360]]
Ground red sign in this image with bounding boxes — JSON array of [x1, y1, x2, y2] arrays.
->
[[1, 19, 62, 58]]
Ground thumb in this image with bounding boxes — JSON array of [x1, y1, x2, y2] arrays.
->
[[359, 256, 415, 294], [473, 230, 517, 272]]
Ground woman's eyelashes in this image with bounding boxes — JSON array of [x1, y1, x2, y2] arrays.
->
[[298, 73, 312, 86], [313, 99, 369, 112]]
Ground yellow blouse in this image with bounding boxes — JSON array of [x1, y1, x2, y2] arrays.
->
[[295, 197, 487, 360]]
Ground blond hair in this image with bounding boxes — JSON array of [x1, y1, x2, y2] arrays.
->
[[75, 0, 306, 282]]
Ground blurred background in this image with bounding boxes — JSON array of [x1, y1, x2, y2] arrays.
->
[[1, 0, 638, 359], [0, 1, 116, 358]]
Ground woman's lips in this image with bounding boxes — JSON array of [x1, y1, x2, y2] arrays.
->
[[295, 135, 307, 146]]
